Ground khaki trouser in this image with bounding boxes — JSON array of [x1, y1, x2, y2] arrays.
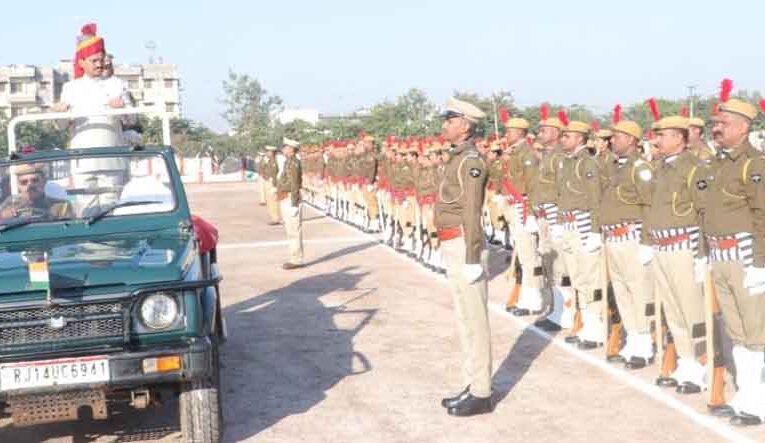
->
[[397, 196, 416, 233], [652, 249, 705, 359], [363, 187, 379, 219], [265, 181, 281, 223], [258, 178, 267, 204], [561, 230, 602, 316], [606, 240, 654, 334], [503, 203, 543, 289], [485, 190, 502, 231], [279, 198, 303, 264], [442, 236, 492, 398], [712, 260, 765, 351], [537, 218, 568, 287]]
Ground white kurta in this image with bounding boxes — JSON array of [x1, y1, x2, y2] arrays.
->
[[60, 76, 130, 149]]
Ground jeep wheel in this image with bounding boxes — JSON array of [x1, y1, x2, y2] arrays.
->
[[180, 346, 222, 443]]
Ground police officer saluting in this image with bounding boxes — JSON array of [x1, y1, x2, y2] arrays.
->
[[435, 98, 492, 417]]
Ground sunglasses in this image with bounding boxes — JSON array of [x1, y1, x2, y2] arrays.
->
[[18, 176, 41, 186]]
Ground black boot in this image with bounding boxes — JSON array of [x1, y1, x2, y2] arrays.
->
[[447, 394, 493, 417], [441, 386, 470, 408], [730, 413, 763, 427]]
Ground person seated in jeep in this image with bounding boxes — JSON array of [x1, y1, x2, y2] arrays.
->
[[0, 164, 73, 220]]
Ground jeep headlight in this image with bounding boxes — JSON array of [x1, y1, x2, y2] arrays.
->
[[139, 293, 179, 330]]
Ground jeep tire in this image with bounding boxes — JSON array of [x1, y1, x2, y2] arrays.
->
[[180, 346, 222, 443]]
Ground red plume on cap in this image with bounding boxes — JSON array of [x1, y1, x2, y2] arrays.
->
[[557, 109, 569, 127], [680, 106, 689, 118], [612, 104, 622, 125], [591, 121, 600, 132], [647, 98, 661, 122], [80, 23, 97, 36], [540, 103, 550, 121], [498, 107, 510, 124], [759, 99, 765, 115], [720, 78, 733, 103]]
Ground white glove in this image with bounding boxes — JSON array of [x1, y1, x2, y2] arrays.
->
[[638, 244, 654, 266], [367, 184, 376, 192], [550, 224, 564, 242], [693, 257, 708, 284], [582, 233, 602, 254], [289, 205, 300, 217], [524, 216, 540, 234], [743, 266, 765, 296], [462, 264, 484, 284]]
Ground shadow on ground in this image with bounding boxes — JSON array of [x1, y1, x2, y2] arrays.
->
[[492, 326, 553, 406], [220, 266, 377, 442]]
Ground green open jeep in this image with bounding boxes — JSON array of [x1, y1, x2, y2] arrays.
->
[[0, 108, 225, 442]]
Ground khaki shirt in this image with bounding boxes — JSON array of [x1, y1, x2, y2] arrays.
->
[[704, 141, 765, 266], [435, 140, 487, 264], [529, 145, 565, 209], [599, 152, 654, 242], [487, 158, 504, 192], [688, 140, 716, 163], [644, 149, 708, 235], [556, 146, 602, 232], [275, 156, 302, 206], [509, 141, 538, 196], [259, 153, 278, 182]]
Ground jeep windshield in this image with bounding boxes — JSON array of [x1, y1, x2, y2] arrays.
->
[[0, 152, 177, 228]]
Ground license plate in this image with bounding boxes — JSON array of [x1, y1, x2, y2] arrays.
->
[[0, 356, 110, 391]]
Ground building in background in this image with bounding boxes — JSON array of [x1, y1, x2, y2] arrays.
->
[[0, 61, 181, 119]]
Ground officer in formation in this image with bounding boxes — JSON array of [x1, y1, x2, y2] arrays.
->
[[288, 83, 765, 425]]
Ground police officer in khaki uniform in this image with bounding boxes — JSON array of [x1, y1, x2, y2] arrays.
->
[[599, 117, 656, 368], [556, 115, 604, 349], [688, 117, 716, 162], [436, 98, 492, 417], [261, 146, 282, 225], [703, 97, 765, 426], [276, 138, 304, 269], [530, 109, 574, 331], [646, 115, 709, 393]]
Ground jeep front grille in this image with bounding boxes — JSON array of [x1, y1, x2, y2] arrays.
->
[[0, 302, 126, 348]]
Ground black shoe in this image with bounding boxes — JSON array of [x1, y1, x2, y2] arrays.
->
[[513, 308, 542, 317], [730, 413, 763, 427], [505, 306, 518, 314], [708, 404, 735, 418], [624, 356, 652, 370], [564, 336, 580, 344], [447, 394, 493, 417], [656, 377, 678, 388], [676, 382, 702, 395], [577, 340, 601, 350], [441, 386, 470, 408], [267, 221, 281, 226], [533, 319, 562, 332], [282, 262, 304, 270], [607, 355, 626, 364]]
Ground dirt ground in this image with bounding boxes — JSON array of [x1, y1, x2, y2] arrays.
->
[[0, 182, 762, 442]]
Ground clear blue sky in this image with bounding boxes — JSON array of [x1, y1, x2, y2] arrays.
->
[[2, 0, 763, 132]]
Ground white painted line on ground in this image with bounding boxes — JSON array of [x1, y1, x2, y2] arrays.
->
[[304, 204, 753, 443], [218, 237, 372, 250], [485, 303, 753, 443]]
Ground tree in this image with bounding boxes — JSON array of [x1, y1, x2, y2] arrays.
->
[[221, 70, 283, 149], [453, 90, 517, 138]]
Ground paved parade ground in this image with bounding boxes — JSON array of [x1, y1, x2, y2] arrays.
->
[[1, 182, 763, 442]]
